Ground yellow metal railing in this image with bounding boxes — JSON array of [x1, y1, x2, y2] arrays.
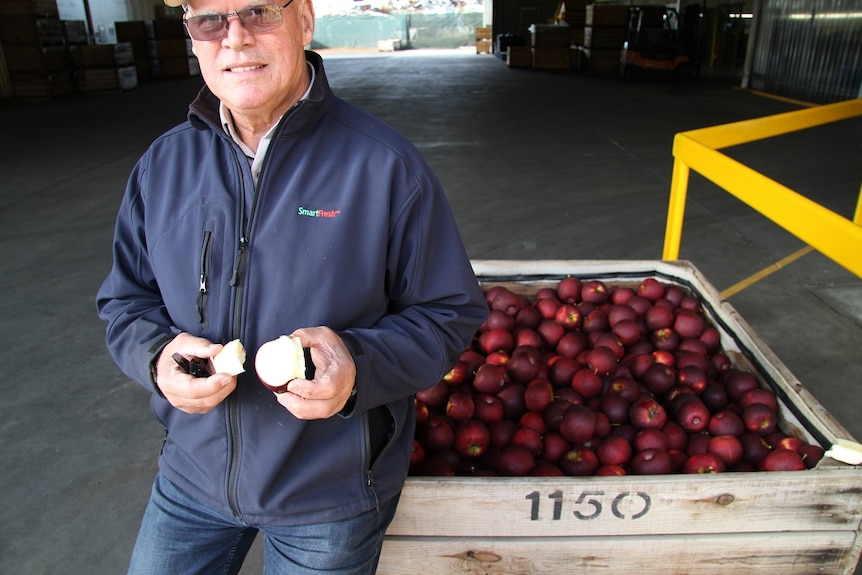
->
[[662, 97, 862, 280]]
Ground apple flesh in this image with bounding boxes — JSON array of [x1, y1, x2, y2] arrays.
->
[[255, 335, 310, 393], [212, 339, 246, 375]]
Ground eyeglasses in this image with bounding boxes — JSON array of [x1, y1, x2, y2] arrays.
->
[[183, 0, 295, 41]]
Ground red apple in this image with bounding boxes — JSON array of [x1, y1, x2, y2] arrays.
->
[[560, 447, 600, 476], [453, 420, 491, 458], [581, 280, 609, 305], [673, 309, 704, 339], [629, 397, 668, 430], [559, 404, 597, 444], [416, 415, 454, 453], [496, 382, 527, 420], [637, 277, 665, 301], [584, 346, 618, 376], [489, 419, 518, 447], [536, 297, 561, 320], [494, 445, 536, 476], [707, 435, 744, 467], [478, 327, 514, 355], [610, 286, 637, 305], [759, 448, 805, 471], [511, 427, 544, 457], [537, 318, 566, 348], [473, 393, 505, 424], [547, 356, 581, 388], [540, 431, 571, 463], [645, 305, 675, 331], [481, 309, 516, 333], [524, 379, 555, 412], [415, 379, 450, 410], [554, 303, 582, 331], [472, 363, 509, 394], [571, 368, 603, 399], [683, 452, 726, 474], [597, 436, 633, 467], [596, 464, 627, 476], [633, 428, 670, 452], [739, 388, 780, 412], [555, 331, 587, 359], [673, 396, 710, 433], [557, 276, 583, 303], [642, 363, 677, 395], [742, 403, 778, 436], [629, 448, 673, 475], [611, 319, 641, 346], [708, 410, 745, 437]]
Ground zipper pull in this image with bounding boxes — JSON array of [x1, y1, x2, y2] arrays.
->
[[229, 236, 248, 287]]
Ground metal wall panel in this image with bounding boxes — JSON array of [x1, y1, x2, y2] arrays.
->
[[749, 0, 862, 103]]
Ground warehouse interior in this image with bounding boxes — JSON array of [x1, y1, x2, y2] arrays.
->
[[1, 0, 862, 573]]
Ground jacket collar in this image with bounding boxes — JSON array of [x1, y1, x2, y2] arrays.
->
[[188, 50, 332, 136]]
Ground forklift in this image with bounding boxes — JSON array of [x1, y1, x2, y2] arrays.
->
[[620, 4, 700, 81]]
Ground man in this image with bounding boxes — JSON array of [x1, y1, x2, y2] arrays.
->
[[95, 0, 488, 572]]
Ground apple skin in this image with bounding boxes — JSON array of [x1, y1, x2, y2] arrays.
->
[[557, 276, 583, 303], [759, 448, 806, 471], [445, 391, 475, 422], [629, 397, 668, 430], [629, 448, 673, 475], [415, 379, 450, 410], [473, 393, 505, 424], [494, 445, 536, 476], [597, 436, 633, 467], [683, 452, 726, 474], [637, 277, 665, 301], [523, 379, 555, 413], [707, 435, 744, 467], [453, 420, 491, 459], [416, 415, 454, 453], [560, 447, 600, 476], [558, 404, 597, 444], [708, 410, 745, 437], [742, 403, 778, 436]]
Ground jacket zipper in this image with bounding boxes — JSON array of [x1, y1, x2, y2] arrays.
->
[[225, 145, 250, 519], [196, 229, 213, 326]]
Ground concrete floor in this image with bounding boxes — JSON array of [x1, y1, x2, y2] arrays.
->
[[1, 49, 860, 574]]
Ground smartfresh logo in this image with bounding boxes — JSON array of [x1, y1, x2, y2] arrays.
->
[[298, 206, 341, 218]]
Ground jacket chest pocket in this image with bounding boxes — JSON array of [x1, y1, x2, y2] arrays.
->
[[196, 227, 214, 329]]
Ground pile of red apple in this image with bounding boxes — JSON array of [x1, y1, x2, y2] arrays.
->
[[411, 276, 825, 477]]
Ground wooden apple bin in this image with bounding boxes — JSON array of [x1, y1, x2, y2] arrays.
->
[[378, 260, 862, 575]]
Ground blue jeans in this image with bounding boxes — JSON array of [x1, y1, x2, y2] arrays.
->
[[128, 473, 400, 575]]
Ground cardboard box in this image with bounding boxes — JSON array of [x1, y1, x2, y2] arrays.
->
[[584, 25, 627, 49], [529, 24, 571, 48], [0, 0, 59, 18], [475, 26, 492, 41], [379, 260, 862, 575], [585, 47, 622, 71], [532, 47, 571, 71], [4, 44, 68, 72], [0, 16, 64, 46], [475, 38, 492, 54], [586, 4, 630, 27], [506, 46, 532, 68]]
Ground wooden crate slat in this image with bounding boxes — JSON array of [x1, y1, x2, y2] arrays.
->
[[379, 530, 858, 575]]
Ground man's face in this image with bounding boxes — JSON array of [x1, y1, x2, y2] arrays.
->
[[186, 0, 315, 121]]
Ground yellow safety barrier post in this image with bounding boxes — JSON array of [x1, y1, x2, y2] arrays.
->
[[662, 98, 862, 280]]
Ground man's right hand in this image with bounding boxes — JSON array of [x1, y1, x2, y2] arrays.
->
[[153, 333, 237, 414]]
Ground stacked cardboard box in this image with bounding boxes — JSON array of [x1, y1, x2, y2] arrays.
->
[[475, 27, 492, 54], [0, 0, 73, 99], [555, 0, 588, 46], [115, 20, 152, 82], [584, 3, 628, 72], [528, 24, 571, 71], [150, 18, 199, 78], [68, 42, 137, 91]]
